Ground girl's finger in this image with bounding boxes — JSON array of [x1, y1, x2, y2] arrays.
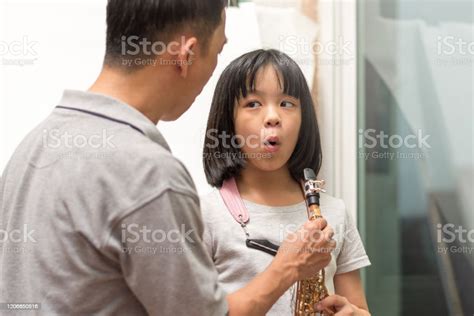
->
[[316, 295, 348, 310]]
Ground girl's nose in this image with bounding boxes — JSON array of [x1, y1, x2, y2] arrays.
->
[[264, 108, 281, 127]]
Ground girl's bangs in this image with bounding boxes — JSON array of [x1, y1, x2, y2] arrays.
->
[[235, 52, 305, 101]]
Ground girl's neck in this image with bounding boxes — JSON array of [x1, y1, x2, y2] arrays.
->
[[236, 166, 304, 207]]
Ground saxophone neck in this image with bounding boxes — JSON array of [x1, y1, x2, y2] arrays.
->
[[308, 204, 322, 220]]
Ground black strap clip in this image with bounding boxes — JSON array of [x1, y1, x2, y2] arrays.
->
[[246, 239, 279, 256]]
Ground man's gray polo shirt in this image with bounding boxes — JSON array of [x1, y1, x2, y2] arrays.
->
[[0, 90, 227, 315]]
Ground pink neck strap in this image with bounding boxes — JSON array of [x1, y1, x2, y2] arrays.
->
[[219, 177, 250, 224]]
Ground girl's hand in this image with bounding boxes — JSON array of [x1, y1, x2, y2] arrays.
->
[[316, 295, 371, 316]]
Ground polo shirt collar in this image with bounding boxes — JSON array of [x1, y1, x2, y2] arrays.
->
[[57, 89, 171, 151]]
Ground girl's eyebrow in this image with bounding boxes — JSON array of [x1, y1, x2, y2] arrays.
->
[[245, 90, 298, 100]]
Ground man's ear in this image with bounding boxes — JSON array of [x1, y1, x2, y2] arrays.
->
[[177, 37, 197, 78]]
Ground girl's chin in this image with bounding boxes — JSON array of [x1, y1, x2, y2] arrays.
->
[[247, 157, 288, 172]]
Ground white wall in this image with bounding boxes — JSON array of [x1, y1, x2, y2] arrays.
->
[[0, 0, 107, 172]]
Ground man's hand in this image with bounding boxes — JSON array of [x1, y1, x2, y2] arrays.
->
[[272, 218, 336, 282], [316, 295, 371, 316], [226, 219, 336, 316]]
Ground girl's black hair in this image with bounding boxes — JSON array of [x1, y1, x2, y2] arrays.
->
[[203, 49, 322, 188]]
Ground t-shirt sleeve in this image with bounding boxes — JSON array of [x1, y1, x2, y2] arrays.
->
[[202, 220, 215, 261], [201, 196, 217, 262], [335, 204, 371, 274], [105, 190, 228, 316]]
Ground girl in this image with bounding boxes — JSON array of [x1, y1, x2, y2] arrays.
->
[[201, 49, 371, 315]]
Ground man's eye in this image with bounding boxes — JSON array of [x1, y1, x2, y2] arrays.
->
[[246, 101, 261, 108], [281, 101, 295, 108]]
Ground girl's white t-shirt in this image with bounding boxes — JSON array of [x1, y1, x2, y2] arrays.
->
[[201, 189, 371, 316]]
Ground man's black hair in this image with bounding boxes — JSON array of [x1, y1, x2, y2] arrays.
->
[[105, 0, 227, 69]]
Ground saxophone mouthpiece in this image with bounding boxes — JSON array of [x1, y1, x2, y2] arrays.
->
[[303, 168, 316, 181], [303, 168, 326, 207]]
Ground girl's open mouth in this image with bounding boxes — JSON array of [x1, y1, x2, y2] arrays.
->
[[263, 136, 281, 153]]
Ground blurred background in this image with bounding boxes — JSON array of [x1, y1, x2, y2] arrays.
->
[[0, 0, 472, 314]]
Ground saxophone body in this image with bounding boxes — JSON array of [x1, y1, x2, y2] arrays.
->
[[294, 168, 329, 316]]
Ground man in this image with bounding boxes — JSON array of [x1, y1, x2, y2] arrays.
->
[[0, 1, 335, 315]]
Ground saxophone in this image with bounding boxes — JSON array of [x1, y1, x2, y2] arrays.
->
[[293, 168, 330, 316]]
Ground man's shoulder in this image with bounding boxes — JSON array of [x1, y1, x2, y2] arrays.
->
[[50, 127, 199, 217], [86, 138, 196, 197], [60, 135, 199, 244]]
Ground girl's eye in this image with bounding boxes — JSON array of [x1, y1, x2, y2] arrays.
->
[[281, 101, 295, 108], [245, 101, 261, 108]]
